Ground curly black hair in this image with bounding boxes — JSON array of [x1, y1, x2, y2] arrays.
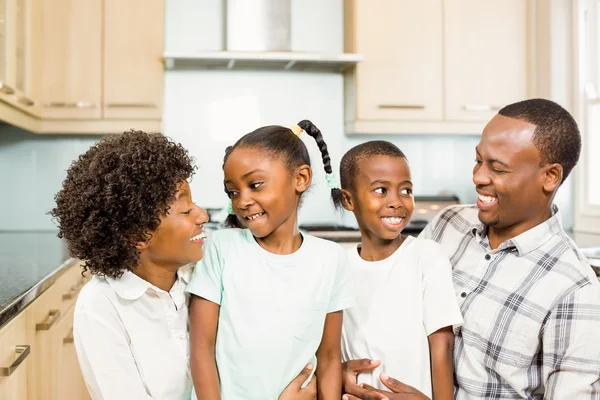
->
[[49, 130, 196, 279], [499, 98, 581, 184]]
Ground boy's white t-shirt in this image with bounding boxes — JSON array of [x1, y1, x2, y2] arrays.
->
[[341, 236, 463, 399], [186, 228, 354, 400]]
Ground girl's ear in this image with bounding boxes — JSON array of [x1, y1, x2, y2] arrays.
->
[[341, 189, 355, 211], [294, 164, 312, 194]]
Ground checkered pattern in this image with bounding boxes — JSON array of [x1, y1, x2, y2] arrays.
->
[[420, 205, 600, 399]]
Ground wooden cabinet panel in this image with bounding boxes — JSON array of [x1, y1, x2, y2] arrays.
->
[[103, 0, 164, 120], [0, 312, 32, 399], [444, 0, 529, 122], [30, 0, 102, 119]]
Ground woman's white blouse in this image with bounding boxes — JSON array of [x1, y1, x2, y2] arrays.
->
[[73, 267, 192, 400]]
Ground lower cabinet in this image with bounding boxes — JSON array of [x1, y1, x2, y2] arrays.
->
[[0, 261, 90, 399]]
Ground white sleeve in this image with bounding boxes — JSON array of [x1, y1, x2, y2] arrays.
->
[[185, 232, 224, 305], [74, 295, 152, 400], [327, 247, 355, 313], [419, 240, 464, 335]]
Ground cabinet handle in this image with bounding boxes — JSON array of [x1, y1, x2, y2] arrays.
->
[[378, 104, 425, 110], [44, 101, 97, 109], [463, 104, 501, 112], [63, 330, 74, 344], [18, 96, 35, 106], [0, 345, 31, 376], [0, 82, 15, 95], [105, 103, 158, 109], [62, 287, 77, 300], [36, 309, 61, 331]]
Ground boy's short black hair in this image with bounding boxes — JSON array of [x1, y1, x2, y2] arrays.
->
[[334, 140, 407, 209], [50, 130, 195, 279]]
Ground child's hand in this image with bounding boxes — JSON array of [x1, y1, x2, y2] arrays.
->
[[342, 359, 381, 392], [342, 374, 430, 400], [278, 364, 317, 400]]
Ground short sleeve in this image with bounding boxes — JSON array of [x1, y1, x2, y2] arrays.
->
[[327, 246, 355, 313], [419, 240, 463, 335], [185, 231, 225, 305]]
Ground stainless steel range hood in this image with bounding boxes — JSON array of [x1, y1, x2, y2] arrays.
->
[[163, 0, 363, 73]]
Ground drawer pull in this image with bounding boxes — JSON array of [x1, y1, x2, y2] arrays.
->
[[36, 309, 61, 331], [44, 101, 97, 109], [0, 345, 31, 376], [62, 287, 77, 300], [0, 82, 15, 95], [463, 104, 501, 112], [63, 330, 74, 344], [18, 96, 35, 106], [378, 104, 425, 110], [106, 103, 157, 108]]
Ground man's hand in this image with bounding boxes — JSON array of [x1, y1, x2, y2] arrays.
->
[[278, 364, 317, 400], [342, 374, 430, 400]]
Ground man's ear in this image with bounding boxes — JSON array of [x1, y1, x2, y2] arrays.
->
[[294, 165, 312, 194], [542, 163, 562, 194], [341, 189, 355, 211]]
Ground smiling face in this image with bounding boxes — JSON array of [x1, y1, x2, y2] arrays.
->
[[143, 180, 209, 268], [223, 147, 311, 240], [343, 155, 414, 242], [473, 114, 559, 242]]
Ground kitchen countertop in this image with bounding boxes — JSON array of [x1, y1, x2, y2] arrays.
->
[[0, 231, 73, 328]]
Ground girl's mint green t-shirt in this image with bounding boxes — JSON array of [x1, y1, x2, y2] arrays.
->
[[186, 228, 354, 400]]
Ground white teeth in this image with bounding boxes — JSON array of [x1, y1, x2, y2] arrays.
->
[[478, 195, 497, 204], [382, 217, 403, 225], [246, 212, 264, 220], [190, 231, 207, 242]]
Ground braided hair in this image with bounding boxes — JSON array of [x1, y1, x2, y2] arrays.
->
[[222, 120, 341, 228]]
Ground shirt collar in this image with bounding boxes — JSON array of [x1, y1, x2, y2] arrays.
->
[[107, 264, 193, 300], [469, 204, 562, 256]]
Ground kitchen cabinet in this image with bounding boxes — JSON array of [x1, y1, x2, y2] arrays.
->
[[344, 0, 443, 125], [103, 0, 164, 120], [444, 0, 528, 122], [0, 0, 164, 133], [0, 311, 31, 400], [0, 261, 89, 400], [29, 0, 102, 120], [344, 0, 533, 134]]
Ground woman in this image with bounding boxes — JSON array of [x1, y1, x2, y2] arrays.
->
[[50, 130, 316, 400]]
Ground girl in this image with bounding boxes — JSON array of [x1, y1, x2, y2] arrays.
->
[[335, 141, 463, 400], [186, 120, 354, 399]]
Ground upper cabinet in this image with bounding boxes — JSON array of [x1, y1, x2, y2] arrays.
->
[[344, 0, 532, 134], [444, 0, 528, 122], [103, 0, 164, 120], [30, 0, 102, 120], [0, 0, 164, 133]]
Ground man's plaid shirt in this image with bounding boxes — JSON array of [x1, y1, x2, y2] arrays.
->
[[420, 204, 600, 399]]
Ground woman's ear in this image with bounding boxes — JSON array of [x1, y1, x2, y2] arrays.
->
[[294, 165, 312, 194], [134, 233, 152, 250], [341, 189, 355, 211]]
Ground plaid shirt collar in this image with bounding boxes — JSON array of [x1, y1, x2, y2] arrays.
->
[[470, 204, 562, 257]]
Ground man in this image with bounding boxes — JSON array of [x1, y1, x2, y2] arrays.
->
[[343, 98, 600, 399]]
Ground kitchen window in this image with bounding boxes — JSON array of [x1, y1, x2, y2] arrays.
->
[[574, 0, 600, 233]]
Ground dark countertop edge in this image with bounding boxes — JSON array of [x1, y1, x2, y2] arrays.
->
[[0, 258, 79, 329]]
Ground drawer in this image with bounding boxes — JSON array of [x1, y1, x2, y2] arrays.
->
[[0, 311, 32, 399]]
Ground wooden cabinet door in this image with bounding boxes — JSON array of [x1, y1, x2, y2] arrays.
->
[[103, 0, 164, 120], [0, 312, 31, 400], [346, 0, 443, 122], [444, 0, 529, 122], [30, 0, 102, 119], [53, 307, 89, 400]]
